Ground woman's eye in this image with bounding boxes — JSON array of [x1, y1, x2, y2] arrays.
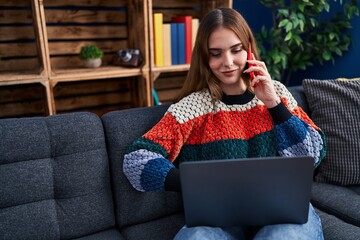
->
[[210, 52, 221, 57], [232, 49, 242, 54]]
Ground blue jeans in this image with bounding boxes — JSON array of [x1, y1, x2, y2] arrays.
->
[[174, 204, 323, 240]]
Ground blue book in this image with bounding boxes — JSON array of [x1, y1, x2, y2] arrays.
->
[[177, 23, 186, 64], [152, 89, 161, 105], [171, 23, 179, 65]]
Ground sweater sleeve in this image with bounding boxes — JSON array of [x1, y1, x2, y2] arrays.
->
[[123, 112, 185, 192], [269, 83, 327, 167]]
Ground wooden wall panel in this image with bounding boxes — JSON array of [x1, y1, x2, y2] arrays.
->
[[0, 84, 47, 118], [53, 78, 135, 115], [154, 72, 185, 103]]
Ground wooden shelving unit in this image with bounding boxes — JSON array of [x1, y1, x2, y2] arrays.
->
[[148, 0, 233, 103], [0, 0, 232, 118]]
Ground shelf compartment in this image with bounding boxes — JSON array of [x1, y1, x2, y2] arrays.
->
[[0, 0, 46, 84], [149, 0, 232, 77], [41, 0, 149, 83], [0, 83, 48, 118], [53, 77, 138, 116]]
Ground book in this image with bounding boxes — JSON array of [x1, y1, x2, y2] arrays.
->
[[153, 13, 164, 67], [152, 89, 161, 105], [177, 23, 186, 64], [172, 16, 192, 64], [192, 18, 199, 50], [170, 23, 179, 65], [162, 23, 172, 66]]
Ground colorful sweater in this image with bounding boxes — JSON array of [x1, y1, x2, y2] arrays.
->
[[123, 81, 326, 192]]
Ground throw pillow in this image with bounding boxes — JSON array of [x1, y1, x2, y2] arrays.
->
[[303, 79, 360, 185]]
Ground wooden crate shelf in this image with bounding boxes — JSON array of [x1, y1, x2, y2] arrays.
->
[[149, 0, 233, 103]]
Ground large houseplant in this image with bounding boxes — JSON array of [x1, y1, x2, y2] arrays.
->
[[255, 0, 359, 85]]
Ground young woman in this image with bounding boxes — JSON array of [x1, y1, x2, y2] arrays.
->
[[123, 8, 326, 240]]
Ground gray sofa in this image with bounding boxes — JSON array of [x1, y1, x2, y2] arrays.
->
[[0, 86, 359, 240]]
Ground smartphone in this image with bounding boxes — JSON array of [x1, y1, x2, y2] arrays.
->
[[247, 42, 255, 80]]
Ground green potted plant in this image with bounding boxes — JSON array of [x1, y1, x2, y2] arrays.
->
[[255, 0, 359, 85], [79, 45, 104, 68]]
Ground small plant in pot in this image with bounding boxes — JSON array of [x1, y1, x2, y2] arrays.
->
[[80, 45, 104, 68]]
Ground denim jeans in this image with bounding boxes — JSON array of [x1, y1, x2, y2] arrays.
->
[[174, 204, 323, 240]]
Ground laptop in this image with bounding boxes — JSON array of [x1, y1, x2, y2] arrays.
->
[[179, 156, 314, 227]]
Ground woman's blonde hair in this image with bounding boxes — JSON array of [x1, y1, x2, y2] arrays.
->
[[176, 8, 259, 102]]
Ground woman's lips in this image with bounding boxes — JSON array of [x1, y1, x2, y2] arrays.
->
[[221, 69, 238, 75]]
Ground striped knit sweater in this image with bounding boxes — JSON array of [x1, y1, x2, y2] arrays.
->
[[123, 81, 326, 192]]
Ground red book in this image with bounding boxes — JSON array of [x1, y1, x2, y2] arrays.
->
[[172, 16, 192, 64]]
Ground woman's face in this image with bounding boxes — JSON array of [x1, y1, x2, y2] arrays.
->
[[208, 27, 248, 95]]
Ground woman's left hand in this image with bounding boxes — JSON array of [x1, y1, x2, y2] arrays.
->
[[244, 59, 281, 108]]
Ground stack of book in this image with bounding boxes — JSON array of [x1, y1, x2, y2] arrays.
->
[[153, 13, 199, 67]]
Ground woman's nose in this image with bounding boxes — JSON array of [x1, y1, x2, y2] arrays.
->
[[223, 52, 233, 67]]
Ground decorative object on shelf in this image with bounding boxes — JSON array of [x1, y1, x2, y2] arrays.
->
[[113, 49, 143, 67], [79, 45, 104, 68], [255, 0, 359, 85]]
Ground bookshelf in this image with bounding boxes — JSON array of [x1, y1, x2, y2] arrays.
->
[[148, 0, 233, 104], [0, 0, 232, 118]]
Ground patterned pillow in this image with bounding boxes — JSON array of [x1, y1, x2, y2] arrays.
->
[[303, 79, 360, 185]]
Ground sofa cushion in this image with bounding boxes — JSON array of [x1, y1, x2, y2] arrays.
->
[[121, 213, 184, 240], [311, 182, 360, 227], [102, 105, 184, 234], [74, 228, 125, 240], [314, 207, 360, 240], [0, 112, 115, 239], [303, 79, 360, 185]]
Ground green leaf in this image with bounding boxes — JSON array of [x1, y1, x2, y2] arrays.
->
[[286, 22, 293, 32], [278, 19, 289, 28], [298, 3, 306, 12], [324, 3, 330, 12], [310, 18, 317, 27], [273, 55, 282, 64], [329, 32, 335, 40], [293, 35, 302, 46], [278, 9, 289, 17], [334, 47, 342, 56], [299, 20, 305, 31], [285, 32, 292, 41], [322, 51, 332, 61]]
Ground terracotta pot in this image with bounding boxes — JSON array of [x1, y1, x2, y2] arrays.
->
[[84, 58, 102, 68]]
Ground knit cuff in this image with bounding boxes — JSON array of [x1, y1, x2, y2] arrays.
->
[[268, 101, 292, 124], [164, 168, 181, 192]]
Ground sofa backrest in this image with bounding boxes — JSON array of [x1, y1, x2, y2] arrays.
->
[[288, 85, 309, 114], [102, 105, 183, 229], [0, 112, 115, 240]]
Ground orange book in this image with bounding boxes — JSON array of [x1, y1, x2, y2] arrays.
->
[[172, 16, 192, 64], [192, 18, 199, 50], [162, 23, 172, 66], [153, 13, 164, 67]]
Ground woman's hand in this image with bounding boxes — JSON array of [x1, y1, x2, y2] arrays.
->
[[244, 59, 281, 108]]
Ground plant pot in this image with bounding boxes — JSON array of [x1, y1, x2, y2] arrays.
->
[[84, 58, 102, 68]]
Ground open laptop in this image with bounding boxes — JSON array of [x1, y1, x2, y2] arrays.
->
[[179, 156, 314, 227]]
